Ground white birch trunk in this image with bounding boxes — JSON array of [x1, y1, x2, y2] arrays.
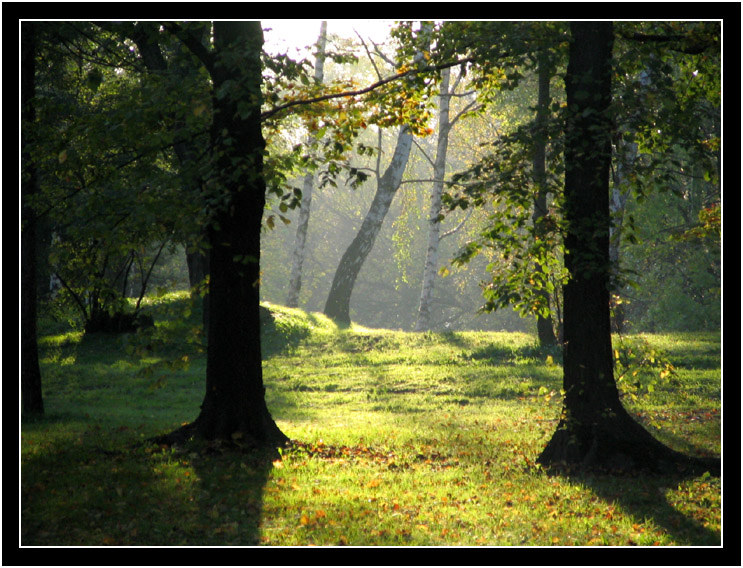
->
[[286, 21, 327, 308], [414, 67, 452, 331], [323, 24, 430, 325]]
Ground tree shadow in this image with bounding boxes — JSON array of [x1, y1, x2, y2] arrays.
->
[[181, 441, 275, 546], [21, 423, 275, 546], [547, 458, 722, 546]]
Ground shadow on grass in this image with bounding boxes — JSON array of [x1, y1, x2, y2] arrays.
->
[[564, 468, 722, 546], [21, 421, 274, 546]]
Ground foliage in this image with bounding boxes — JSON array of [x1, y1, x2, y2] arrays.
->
[[435, 20, 720, 335], [613, 335, 679, 400], [27, 21, 720, 336], [29, 23, 203, 329]]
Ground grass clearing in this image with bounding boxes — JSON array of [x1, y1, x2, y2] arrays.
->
[[21, 293, 722, 546]]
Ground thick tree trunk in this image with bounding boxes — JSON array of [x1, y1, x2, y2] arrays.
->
[[178, 21, 287, 447], [537, 22, 719, 475], [287, 21, 327, 308], [21, 21, 44, 417], [323, 126, 413, 325], [531, 52, 558, 348]]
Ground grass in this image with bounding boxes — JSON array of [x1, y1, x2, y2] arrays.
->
[[21, 292, 723, 546]]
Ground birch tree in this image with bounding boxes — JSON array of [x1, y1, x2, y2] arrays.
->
[[414, 66, 479, 331], [287, 21, 327, 308], [323, 23, 431, 325]]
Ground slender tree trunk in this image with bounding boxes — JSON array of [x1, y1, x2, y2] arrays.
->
[[21, 21, 44, 416], [323, 126, 413, 325], [531, 52, 557, 347], [415, 67, 452, 331], [537, 22, 718, 474], [131, 21, 212, 329], [324, 24, 431, 326], [287, 21, 327, 308]]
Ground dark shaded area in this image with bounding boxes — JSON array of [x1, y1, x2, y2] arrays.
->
[[561, 468, 722, 546], [84, 311, 155, 334], [21, 426, 274, 546]]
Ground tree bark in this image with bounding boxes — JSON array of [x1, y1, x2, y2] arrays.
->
[[323, 126, 413, 325], [536, 22, 719, 475], [21, 21, 44, 416], [414, 67, 451, 332], [287, 21, 327, 308], [160, 21, 287, 447]]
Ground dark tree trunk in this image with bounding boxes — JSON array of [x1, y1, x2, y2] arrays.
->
[[532, 51, 557, 348], [158, 21, 287, 448], [21, 22, 44, 417], [537, 22, 719, 475], [193, 21, 287, 446]]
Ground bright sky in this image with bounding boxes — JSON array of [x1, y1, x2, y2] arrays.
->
[[262, 20, 394, 56]]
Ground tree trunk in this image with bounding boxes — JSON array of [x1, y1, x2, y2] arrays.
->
[[608, 139, 634, 333], [537, 22, 719, 475], [167, 21, 287, 447], [323, 126, 413, 325], [531, 51, 558, 348], [131, 22, 212, 330], [323, 23, 432, 326], [415, 68, 451, 332], [287, 21, 327, 308], [21, 21, 44, 417]]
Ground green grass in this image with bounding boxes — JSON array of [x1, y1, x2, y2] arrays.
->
[[21, 293, 723, 546]]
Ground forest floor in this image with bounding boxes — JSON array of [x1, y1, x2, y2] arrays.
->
[[21, 293, 723, 547]]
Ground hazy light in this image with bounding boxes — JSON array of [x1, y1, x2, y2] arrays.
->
[[263, 19, 394, 56]]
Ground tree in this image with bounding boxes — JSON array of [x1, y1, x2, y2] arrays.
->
[[530, 50, 558, 346], [536, 22, 719, 474], [21, 21, 44, 417], [323, 23, 432, 326], [287, 21, 328, 308], [413, 66, 483, 332], [128, 21, 213, 325], [158, 21, 288, 446]]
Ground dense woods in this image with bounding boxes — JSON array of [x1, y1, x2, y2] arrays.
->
[[22, 20, 721, 463]]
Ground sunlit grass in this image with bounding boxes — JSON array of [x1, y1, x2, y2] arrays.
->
[[22, 296, 722, 546]]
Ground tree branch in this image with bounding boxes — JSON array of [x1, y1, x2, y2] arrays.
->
[[260, 57, 476, 121]]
